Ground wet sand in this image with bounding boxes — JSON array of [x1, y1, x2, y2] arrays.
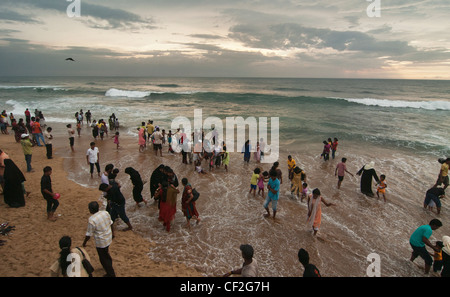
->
[[0, 128, 202, 277], [1, 121, 449, 277]]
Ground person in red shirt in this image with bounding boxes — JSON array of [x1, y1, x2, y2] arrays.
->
[[331, 137, 338, 159]]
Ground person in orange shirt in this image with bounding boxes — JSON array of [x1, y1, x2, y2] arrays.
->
[[31, 118, 45, 147]]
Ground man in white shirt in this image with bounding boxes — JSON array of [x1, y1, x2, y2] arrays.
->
[[86, 142, 100, 178], [153, 127, 163, 157], [43, 127, 53, 159], [83, 201, 115, 277]]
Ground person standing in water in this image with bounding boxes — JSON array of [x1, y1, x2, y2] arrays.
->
[[356, 161, 379, 197]]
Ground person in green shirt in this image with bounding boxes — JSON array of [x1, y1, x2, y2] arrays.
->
[[20, 133, 34, 172], [410, 219, 443, 274]]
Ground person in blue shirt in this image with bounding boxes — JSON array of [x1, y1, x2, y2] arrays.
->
[[409, 219, 443, 274], [263, 169, 280, 219]]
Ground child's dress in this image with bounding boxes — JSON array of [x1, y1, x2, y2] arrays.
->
[[114, 135, 119, 145], [257, 174, 265, 190]]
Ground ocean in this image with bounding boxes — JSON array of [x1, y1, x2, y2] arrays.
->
[[1, 76, 449, 276]]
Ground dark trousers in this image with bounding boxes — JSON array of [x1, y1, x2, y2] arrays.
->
[[45, 197, 59, 212], [46, 144, 52, 159], [96, 245, 116, 277], [89, 162, 100, 174]]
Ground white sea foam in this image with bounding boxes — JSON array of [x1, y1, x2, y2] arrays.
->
[[105, 88, 153, 98], [330, 97, 450, 110]]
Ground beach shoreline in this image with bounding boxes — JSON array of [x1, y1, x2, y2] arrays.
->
[[1, 110, 449, 277]]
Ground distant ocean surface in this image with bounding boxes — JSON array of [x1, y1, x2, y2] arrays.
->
[[1, 76, 450, 277], [1, 76, 449, 157]]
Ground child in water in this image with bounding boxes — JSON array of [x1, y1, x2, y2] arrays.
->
[[250, 168, 261, 197], [433, 241, 444, 274], [301, 182, 308, 202], [257, 171, 269, 198], [376, 175, 387, 202], [113, 131, 120, 150]]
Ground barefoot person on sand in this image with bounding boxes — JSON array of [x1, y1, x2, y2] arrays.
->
[[82, 201, 116, 277], [99, 183, 133, 231], [41, 166, 59, 221]]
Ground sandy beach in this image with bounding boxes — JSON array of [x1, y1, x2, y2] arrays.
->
[[0, 130, 202, 277]]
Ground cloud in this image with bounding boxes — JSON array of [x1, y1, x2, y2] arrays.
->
[[0, 9, 42, 24], [1, 0, 156, 30]]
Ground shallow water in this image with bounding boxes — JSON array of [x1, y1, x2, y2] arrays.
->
[[51, 127, 449, 277]]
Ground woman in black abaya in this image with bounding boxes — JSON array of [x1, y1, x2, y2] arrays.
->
[[125, 167, 147, 207], [3, 159, 26, 207], [356, 161, 379, 197]]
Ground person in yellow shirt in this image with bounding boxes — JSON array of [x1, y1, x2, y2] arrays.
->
[[249, 168, 261, 197], [20, 133, 34, 172], [434, 157, 449, 190], [287, 155, 296, 181]]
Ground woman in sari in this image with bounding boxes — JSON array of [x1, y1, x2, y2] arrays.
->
[[157, 181, 179, 232], [306, 188, 334, 236], [181, 178, 200, 229]]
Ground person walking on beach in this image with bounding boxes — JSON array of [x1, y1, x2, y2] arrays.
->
[[331, 138, 338, 159], [287, 155, 296, 181], [223, 244, 258, 277], [44, 127, 53, 159], [156, 180, 179, 232], [138, 127, 146, 153], [124, 167, 147, 207], [2, 158, 26, 208], [423, 186, 445, 214], [67, 124, 75, 152], [409, 219, 443, 274], [320, 140, 331, 161], [31, 118, 45, 147], [356, 161, 379, 197], [113, 131, 120, 150], [41, 166, 59, 221], [335, 158, 353, 189], [242, 140, 251, 163], [181, 178, 200, 229], [86, 142, 101, 178], [263, 169, 280, 219], [20, 133, 34, 172], [306, 188, 335, 236], [82, 201, 116, 277], [153, 127, 163, 157], [376, 174, 387, 202], [99, 182, 133, 231], [434, 157, 450, 190]]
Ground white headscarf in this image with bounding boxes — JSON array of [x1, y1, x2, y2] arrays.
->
[[364, 161, 375, 170]]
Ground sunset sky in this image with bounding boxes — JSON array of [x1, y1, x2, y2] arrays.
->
[[1, 0, 449, 79]]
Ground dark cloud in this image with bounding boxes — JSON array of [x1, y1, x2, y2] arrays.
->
[[1, 0, 156, 30], [0, 9, 42, 24]]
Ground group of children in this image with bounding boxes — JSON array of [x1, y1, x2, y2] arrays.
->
[[250, 145, 390, 206]]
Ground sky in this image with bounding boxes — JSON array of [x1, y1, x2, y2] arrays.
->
[[0, 0, 449, 79]]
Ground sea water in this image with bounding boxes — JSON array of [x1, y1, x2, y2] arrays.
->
[[1, 76, 449, 276]]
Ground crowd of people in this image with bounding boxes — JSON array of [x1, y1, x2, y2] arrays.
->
[[1, 106, 449, 278]]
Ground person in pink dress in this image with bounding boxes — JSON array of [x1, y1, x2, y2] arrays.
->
[[138, 127, 145, 152]]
